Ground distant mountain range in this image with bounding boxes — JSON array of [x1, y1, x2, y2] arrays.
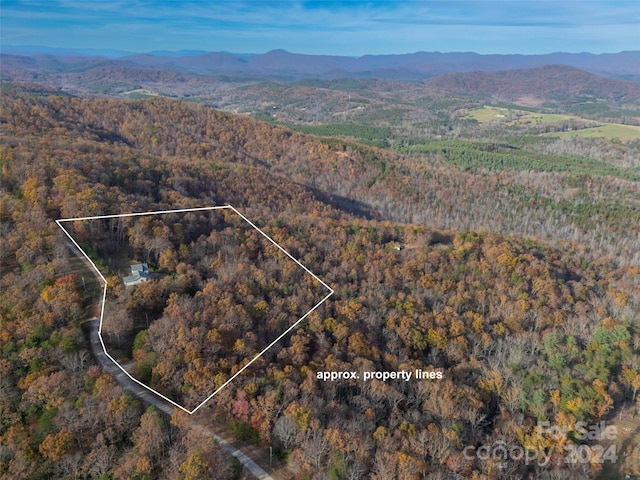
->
[[2, 47, 639, 82]]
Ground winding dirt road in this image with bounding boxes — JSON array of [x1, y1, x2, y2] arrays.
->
[[85, 318, 276, 480]]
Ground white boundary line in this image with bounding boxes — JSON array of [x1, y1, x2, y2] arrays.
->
[[56, 205, 334, 414]]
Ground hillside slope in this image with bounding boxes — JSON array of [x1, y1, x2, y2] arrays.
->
[[423, 65, 640, 103], [1, 90, 639, 479], [1, 87, 638, 264]]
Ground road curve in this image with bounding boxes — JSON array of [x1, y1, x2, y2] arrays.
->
[[85, 318, 275, 480]]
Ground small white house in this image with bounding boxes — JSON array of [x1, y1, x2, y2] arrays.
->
[[123, 263, 148, 286]]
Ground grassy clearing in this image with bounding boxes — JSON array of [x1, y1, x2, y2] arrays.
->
[[121, 89, 160, 99], [464, 106, 580, 125], [464, 106, 512, 122], [464, 106, 640, 141], [543, 123, 640, 141]]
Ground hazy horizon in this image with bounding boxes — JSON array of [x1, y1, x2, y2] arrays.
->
[[3, 44, 639, 60], [2, 1, 638, 57]]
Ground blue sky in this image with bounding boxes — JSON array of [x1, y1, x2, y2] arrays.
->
[[1, 0, 638, 55]]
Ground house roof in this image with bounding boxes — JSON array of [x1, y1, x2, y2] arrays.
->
[[123, 263, 149, 286], [131, 263, 148, 273]]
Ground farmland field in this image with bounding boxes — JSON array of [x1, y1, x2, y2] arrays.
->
[[463, 106, 580, 124], [464, 105, 640, 141], [121, 88, 160, 99], [543, 122, 640, 141]]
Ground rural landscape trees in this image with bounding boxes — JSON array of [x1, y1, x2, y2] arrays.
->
[[1, 83, 638, 479]]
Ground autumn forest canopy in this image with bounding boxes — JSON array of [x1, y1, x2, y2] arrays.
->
[[66, 207, 330, 412], [1, 80, 639, 480]]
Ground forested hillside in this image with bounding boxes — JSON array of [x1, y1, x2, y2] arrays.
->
[[1, 89, 639, 479], [422, 65, 640, 103]]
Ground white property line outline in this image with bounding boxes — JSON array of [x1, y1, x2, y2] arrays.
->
[[56, 205, 334, 414]]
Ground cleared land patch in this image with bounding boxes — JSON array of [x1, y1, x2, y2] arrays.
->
[[464, 106, 586, 125], [463, 106, 640, 141], [121, 88, 160, 99], [542, 123, 640, 141]]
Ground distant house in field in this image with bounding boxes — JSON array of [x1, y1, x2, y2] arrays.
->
[[123, 263, 149, 286]]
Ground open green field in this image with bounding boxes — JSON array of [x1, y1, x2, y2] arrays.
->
[[121, 88, 160, 99], [464, 106, 640, 141], [463, 106, 510, 122], [543, 123, 640, 141], [463, 106, 580, 124]]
